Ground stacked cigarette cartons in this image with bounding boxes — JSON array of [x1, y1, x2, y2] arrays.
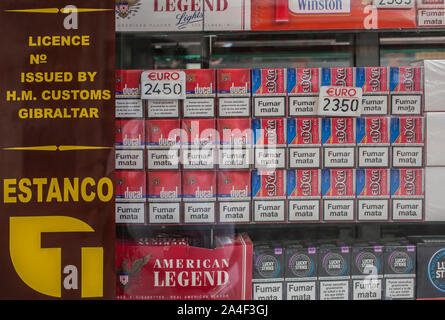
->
[[115, 70, 146, 225], [356, 67, 390, 116], [181, 70, 217, 225], [287, 70, 320, 171], [284, 242, 318, 300], [216, 69, 252, 223], [356, 116, 391, 168], [351, 242, 384, 300], [383, 240, 416, 300], [143, 70, 183, 225], [252, 241, 285, 300], [287, 169, 321, 223], [318, 243, 351, 300], [389, 66, 423, 116]]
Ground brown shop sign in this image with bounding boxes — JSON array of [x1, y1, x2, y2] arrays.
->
[[0, 1, 115, 299]]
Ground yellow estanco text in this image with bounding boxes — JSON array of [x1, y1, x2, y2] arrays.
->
[[3, 177, 113, 203]]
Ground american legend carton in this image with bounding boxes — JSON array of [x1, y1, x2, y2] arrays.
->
[[116, 119, 145, 149], [147, 171, 182, 225], [252, 170, 286, 223], [390, 168, 424, 222], [318, 244, 351, 300], [182, 170, 217, 224], [356, 117, 390, 168], [389, 66, 424, 115], [390, 116, 424, 168], [351, 243, 384, 300], [184, 69, 216, 118], [355, 67, 390, 115], [252, 118, 286, 170], [116, 233, 253, 300], [356, 169, 390, 222], [146, 119, 181, 170], [287, 117, 321, 169], [253, 242, 285, 300], [321, 169, 356, 222], [321, 118, 356, 169], [287, 169, 321, 222], [217, 69, 251, 117], [287, 68, 320, 116], [252, 68, 287, 117], [115, 70, 144, 118], [383, 241, 416, 300], [321, 67, 355, 87], [284, 243, 318, 300], [217, 170, 251, 224]]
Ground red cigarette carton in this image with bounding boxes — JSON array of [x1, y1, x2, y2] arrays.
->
[[390, 117, 424, 145], [217, 118, 252, 146], [185, 69, 216, 97], [356, 169, 390, 198], [252, 170, 286, 198], [321, 118, 356, 145], [357, 117, 390, 145], [217, 69, 251, 96], [390, 67, 423, 93], [321, 67, 354, 87], [287, 169, 321, 198], [147, 171, 181, 201], [390, 169, 424, 197], [116, 119, 145, 148], [116, 69, 143, 98], [181, 119, 217, 146], [252, 118, 287, 146], [321, 169, 355, 198], [116, 233, 253, 300], [252, 68, 287, 95], [183, 170, 217, 200], [146, 119, 181, 147], [115, 170, 146, 202], [287, 118, 320, 146]]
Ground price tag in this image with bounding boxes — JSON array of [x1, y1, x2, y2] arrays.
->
[[373, 0, 415, 8], [318, 86, 363, 117], [141, 70, 186, 100]]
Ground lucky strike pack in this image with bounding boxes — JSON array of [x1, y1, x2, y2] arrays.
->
[[115, 170, 146, 202], [116, 233, 253, 300], [116, 119, 145, 148]]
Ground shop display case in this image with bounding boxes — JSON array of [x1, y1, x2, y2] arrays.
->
[[115, 0, 445, 300]]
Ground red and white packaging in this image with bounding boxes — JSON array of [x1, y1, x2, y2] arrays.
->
[[321, 169, 356, 222], [252, 68, 287, 117], [181, 118, 217, 147], [116, 70, 144, 118], [287, 68, 320, 116], [391, 168, 424, 222], [182, 170, 217, 224], [252, 170, 286, 223], [116, 233, 253, 300], [391, 117, 424, 168], [147, 171, 181, 225], [115, 170, 146, 202], [204, 0, 252, 31], [321, 67, 354, 87], [217, 170, 251, 223], [287, 169, 321, 222], [417, 7, 445, 28], [389, 66, 424, 115], [287, 118, 321, 169], [356, 168, 390, 222], [146, 119, 181, 148], [217, 69, 251, 117], [116, 119, 145, 149], [184, 69, 216, 118], [355, 67, 390, 115], [217, 118, 252, 147], [322, 118, 356, 169], [357, 117, 390, 168], [252, 118, 286, 147]]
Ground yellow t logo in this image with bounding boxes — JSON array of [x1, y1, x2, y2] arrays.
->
[[10, 216, 103, 298]]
